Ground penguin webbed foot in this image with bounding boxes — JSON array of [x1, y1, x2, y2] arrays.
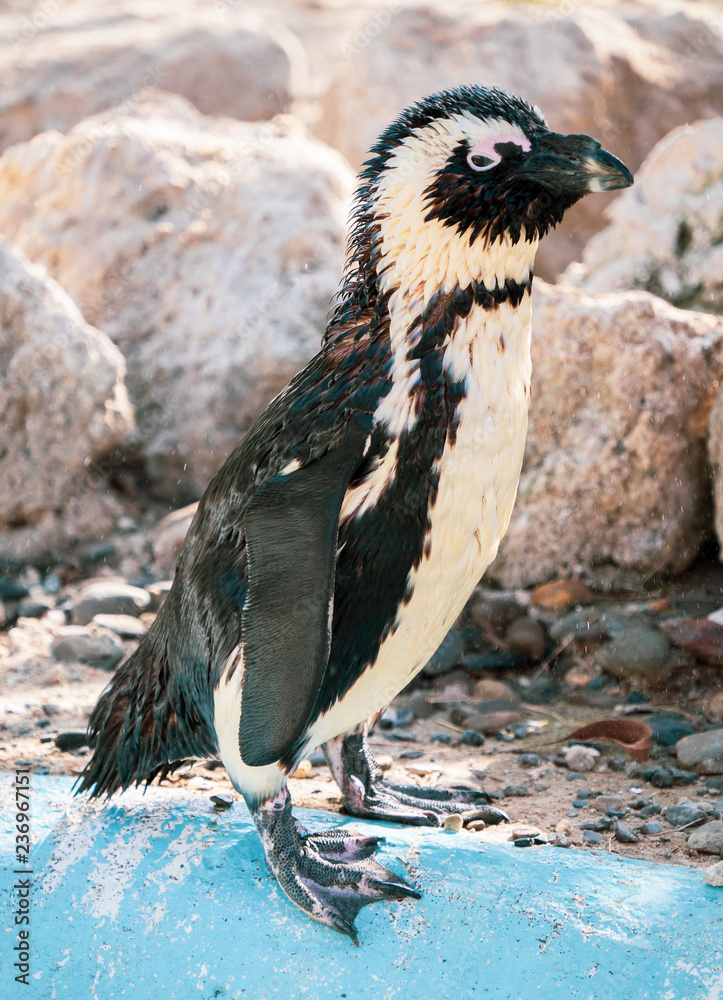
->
[[250, 787, 420, 945], [324, 730, 509, 828]]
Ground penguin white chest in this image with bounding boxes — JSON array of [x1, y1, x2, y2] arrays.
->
[[308, 297, 532, 746]]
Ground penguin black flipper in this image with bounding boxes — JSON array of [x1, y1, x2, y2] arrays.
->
[[239, 415, 372, 768]]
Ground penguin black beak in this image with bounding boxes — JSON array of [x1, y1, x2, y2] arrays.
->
[[518, 133, 634, 195]]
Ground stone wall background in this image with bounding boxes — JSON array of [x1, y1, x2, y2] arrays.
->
[[1, 0, 723, 585]]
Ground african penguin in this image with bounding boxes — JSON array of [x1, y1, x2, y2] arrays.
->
[[78, 85, 633, 944]]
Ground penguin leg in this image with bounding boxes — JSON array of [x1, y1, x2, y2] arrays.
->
[[323, 727, 509, 828], [248, 785, 420, 945]]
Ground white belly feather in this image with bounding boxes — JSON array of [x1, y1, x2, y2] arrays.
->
[[305, 296, 531, 749], [215, 296, 532, 798]]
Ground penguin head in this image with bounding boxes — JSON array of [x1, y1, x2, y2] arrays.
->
[[351, 85, 633, 272]]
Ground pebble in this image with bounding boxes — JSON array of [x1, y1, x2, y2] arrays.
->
[[649, 768, 674, 788], [664, 800, 708, 827], [572, 799, 589, 809], [687, 820, 723, 854], [78, 540, 117, 563], [580, 817, 612, 832], [647, 713, 695, 747], [563, 744, 600, 772], [608, 756, 628, 772], [508, 825, 542, 839], [376, 754, 393, 772], [407, 692, 436, 720], [463, 652, 525, 672], [566, 809, 579, 818], [16, 597, 53, 619], [704, 861, 723, 887], [0, 577, 29, 601], [383, 728, 417, 742], [513, 837, 547, 847], [583, 831, 605, 845], [210, 793, 234, 810], [591, 795, 623, 814], [677, 730, 723, 775], [92, 613, 148, 637], [466, 596, 524, 635], [553, 833, 572, 848], [668, 617, 723, 665], [42, 665, 66, 685], [638, 821, 663, 835], [503, 784, 530, 797], [520, 676, 557, 703], [292, 760, 313, 779], [505, 618, 547, 661], [472, 679, 515, 701], [531, 578, 595, 611], [461, 729, 485, 747], [614, 821, 639, 844], [443, 814, 464, 832], [451, 704, 522, 734], [576, 789, 602, 800], [52, 634, 125, 671], [706, 692, 723, 723], [520, 754, 540, 767], [431, 733, 453, 745], [399, 749, 424, 760], [422, 628, 465, 676], [549, 610, 606, 644], [601, 625, 671, 680], [71, 581, 152, 625], [639, 803, 662, 818], [626, 692, 650, 705], [466, 819, 487, 832], [54, 732, 89, 752]]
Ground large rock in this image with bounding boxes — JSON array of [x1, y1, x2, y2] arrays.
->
[[708, 388, 723, 553], [0, 0, 305, 152], [566, 118, 723, 312], [0, 92, 354, 499], [0, 239, 133, 561], [489, 281, 723, 588], [315, 3, 723, 279]]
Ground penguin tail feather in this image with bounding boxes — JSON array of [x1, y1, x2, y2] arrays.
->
[[74, 635, 216, 798]]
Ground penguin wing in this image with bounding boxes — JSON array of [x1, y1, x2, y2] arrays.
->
[[238, 415, 371, 767]]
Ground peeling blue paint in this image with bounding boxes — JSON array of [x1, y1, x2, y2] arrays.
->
[[2, 775, 721, 999]]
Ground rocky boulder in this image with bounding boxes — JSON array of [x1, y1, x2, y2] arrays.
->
[[315, 3, 723, 279], [0, 239, 133, 561], [566, 118, 723, 313], [0, 91, 354, 499], [0, 0, 305, 152], [489, 281, 723, 588]]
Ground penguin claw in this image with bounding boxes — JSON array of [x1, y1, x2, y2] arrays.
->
[[250, 787, 420, 944], [324, 731, 509, 828], [342, 777, 509, 827]]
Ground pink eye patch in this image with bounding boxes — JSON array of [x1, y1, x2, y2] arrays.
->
[[467, 129, 531, 170]]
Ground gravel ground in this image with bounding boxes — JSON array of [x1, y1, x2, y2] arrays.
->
[[3, 522, 723, 872]]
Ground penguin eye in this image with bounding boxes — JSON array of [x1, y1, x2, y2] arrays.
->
[[467, 152, 496, 172]]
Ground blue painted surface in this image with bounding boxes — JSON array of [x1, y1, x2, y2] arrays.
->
[[2, 774, 721, 999]]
